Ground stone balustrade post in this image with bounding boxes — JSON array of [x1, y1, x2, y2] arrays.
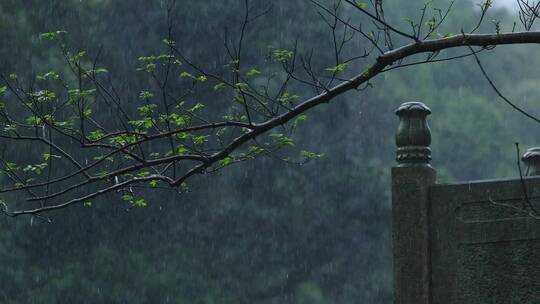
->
[[522, 147, 540, 176], [392, 102, 436, 304]]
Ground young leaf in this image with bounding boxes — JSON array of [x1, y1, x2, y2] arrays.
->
[[355, 1, 368, 9], [272, 49, 293, 62], [325, 63, 347, 74], [134, 198, 147, 207], [213, 83, 226, 91], [219, 156, 233, 166], [246, 68, 261, 77]]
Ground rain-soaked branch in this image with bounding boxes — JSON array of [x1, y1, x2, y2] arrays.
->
[[5, 0, 540, 215]]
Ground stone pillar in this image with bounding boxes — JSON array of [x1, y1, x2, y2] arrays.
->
[[392, 102, 436, 304], [522, 147, 540, 176]]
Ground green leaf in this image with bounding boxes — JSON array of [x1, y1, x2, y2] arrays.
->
[[139, 90, 154, 100], [235, 82, 249, 90], [189, 102, 205, 112], [134, 198, 147, 207], [246, 68, 261, 77], [74, 51, 86, 59], [109, 134, 138, 146], [138, 63, 156, 73], [272, 49, 293, 62], [248, 145, 265, 154], [213, 83, 226, 91], [176, 132, 190, 140], [43, 153, 61, 161], [5, 162, 19, 171], [83, 108, 93, 117], [96, 170, 110, 178], [301, 150, 324, 160], [325, 63, 347, 74], [22, 163, 48, 175], [277, 93, 300, 104], [36, 71, 59, 81], [355, 1, 368, 9], [196, 75, 207, 82], [192, 135, 209, 145], [270, 133, 294, 146], [180, 71, 192, 78], [137, 104, 158, 115], [88, 130, 105, 141], [425, 19, 436, 29], [40, 30, 67, 40], [160, 113, 190, 126], [219, 156, 233, 166], [26, 115, 42, 125], [93, 68, 108, 74], [296, 114, 307, 122], [31, 90, 56, 102], [177, 146, 189, 155]]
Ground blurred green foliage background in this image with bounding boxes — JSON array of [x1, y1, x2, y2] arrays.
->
[[0, 0, 539, 303]]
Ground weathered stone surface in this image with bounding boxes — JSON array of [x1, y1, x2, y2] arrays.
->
[[395, 102, 432, 165], [392, 102, 540, 304], [457, 240, 540, 303], [429, 177, 540, 304], [392, 101, 436, 304], [392, 166, 435, 304]]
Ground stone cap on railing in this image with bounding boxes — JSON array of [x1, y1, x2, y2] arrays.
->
[[395, 101, 432, 166], [522, 147, 540, 176]]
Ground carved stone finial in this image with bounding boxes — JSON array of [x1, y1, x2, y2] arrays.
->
[[522, 147, 540, 176], [395, 101, 432, 166]]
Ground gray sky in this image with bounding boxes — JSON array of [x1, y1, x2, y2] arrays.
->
[[493, 0, 519, 11]]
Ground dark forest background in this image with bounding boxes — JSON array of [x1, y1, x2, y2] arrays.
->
[[1, 0, 539, 303]]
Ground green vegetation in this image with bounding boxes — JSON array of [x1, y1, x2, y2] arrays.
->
[[0, 0, 538, 303]]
